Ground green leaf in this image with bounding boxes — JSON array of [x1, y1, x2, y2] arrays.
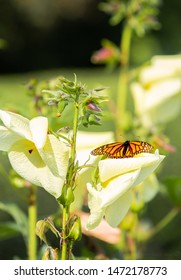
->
[[164, 177, 181, 206], [0, 202, 28, 238], [88, 114, 101, 126], [0, 222, 22, 240], [42, 246, 60, 260], [58, 100, 68, 113], [36, 218, 59, 245]]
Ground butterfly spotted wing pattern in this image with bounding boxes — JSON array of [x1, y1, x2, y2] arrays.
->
[[91, 140, 153, 159]]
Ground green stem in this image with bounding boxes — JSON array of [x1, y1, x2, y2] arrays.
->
[[150, 208, 179, 238], [28, 185, 37, 260], [120, 24, 132, 66], [127, 234, 137, 260], [71, 102, 79, 170], [61, 99, 80, 260], [142, 208, 179, 242], [61, 205, 70, 260], [115, 24, 132, 139]]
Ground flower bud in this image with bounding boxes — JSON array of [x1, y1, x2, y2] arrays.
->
[[86, 101, 101, 113], [68, 215, 82, 241], [58, 185, 74, 206]]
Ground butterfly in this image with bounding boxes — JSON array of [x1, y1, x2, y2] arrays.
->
[[91, 140, 153, 159]]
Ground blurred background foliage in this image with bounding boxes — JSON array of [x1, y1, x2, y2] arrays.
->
[[0, 0, 181, 260], [0, 0, 181, 72]]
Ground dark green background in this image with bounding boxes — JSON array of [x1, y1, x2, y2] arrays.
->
[[0, 0, 181, 73]]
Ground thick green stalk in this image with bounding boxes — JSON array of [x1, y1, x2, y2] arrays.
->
[[61, 205, 70, 260], [115, 25, 132, 139], [61, 99, 79, 260], [28, 185, 37, 260]]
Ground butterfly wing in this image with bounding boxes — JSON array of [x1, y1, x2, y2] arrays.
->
[[129, 141, 153, 157], [91, 140, 153, 159], [91, 142, 126, 158]]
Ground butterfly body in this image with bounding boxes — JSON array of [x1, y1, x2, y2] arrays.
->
[[91, 140, 153, 159]]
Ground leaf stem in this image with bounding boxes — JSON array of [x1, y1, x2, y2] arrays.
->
[[28, 185, 37, 260], [149, 207, 179, 240], [141, 207, 180, 242]]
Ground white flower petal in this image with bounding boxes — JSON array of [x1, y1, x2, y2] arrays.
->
[[140, 66, 181, 86], [99, 151, 165, 182], [0, 110, 31, 140], [8, 139, 45, 185], [135, 173, 160, 203], [86, 184, 105, 230], [98, 170, 140, 208], [86, 169, 140, 229], [74, 130, 114, 168], [0, 110, 70, 198], [81, 211, 120, 244], [29, 117, 48, 149], [142, 173, 160, 202], [152, 55, 181, 68], [140, 55, 181, 85], [87, 149, 165, 229], [86, 209, 105, 230], [76, 131, 114, 150], [38, 134, 70, 177], [38, 169, 66, 198], [8, 139, 66, 198], [132, 154, 165, 186], [0, 126, 22, 151], [131, 55, 181, 128], [145, 78, 181, 110], [105, 190, 132, 227], [87, 182, 102, 211]]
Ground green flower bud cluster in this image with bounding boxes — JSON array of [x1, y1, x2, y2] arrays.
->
[[44, 75, 107, 127]]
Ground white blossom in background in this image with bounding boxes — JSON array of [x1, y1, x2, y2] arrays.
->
[[131, 55, 181, 129]]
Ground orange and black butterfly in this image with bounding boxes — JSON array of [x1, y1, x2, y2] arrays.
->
[[91, 140, 153, 159]]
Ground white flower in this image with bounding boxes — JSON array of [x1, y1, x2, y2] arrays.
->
[[86, 150, 165, 229], [0, 110, 70, 198], [76, 130, 114, 167], [70, 130, 114, 211], [131, 55, 181, 128]]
